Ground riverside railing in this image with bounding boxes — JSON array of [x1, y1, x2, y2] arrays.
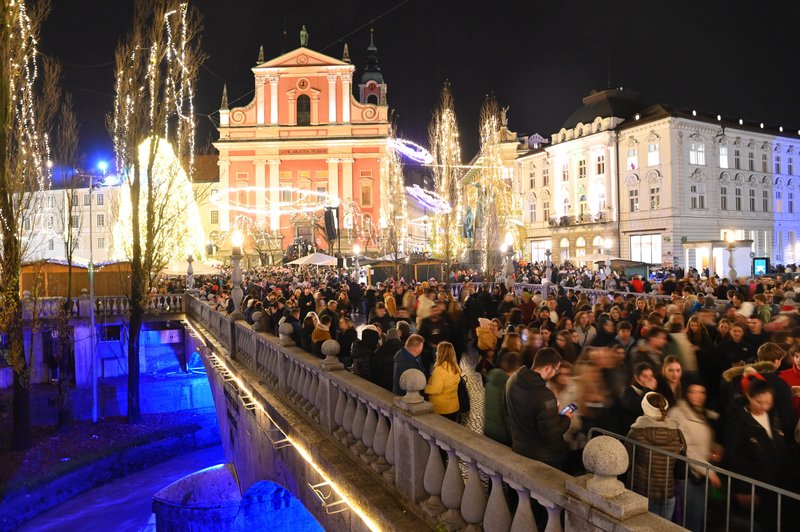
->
[[20, 293, 185, 320], [186, 295, 682, 531], [588, 427, 800, 532]]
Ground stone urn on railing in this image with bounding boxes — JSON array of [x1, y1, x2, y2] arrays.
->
[[394, 369, 433, 415], [320, 339, 344, 371]]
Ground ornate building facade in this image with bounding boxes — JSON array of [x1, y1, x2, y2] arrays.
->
[[518, 88, 800, 275], [213, 31, 390, 253]]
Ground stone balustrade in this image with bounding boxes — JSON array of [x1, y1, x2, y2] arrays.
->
[[21, 293, 185, 321], [186, 295, 683, 531]]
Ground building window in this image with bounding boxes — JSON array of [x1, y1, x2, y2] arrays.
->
[[720, 186, 728, 210], [596, 155, 605, 175], [361, 183, 372, 207], [647, 142, 659, 166], [627, 147, 637, 171], [561, 162, 569, 182], [562, 196, 570, 215], [530, 240, 549, 262], [280, 190, 292, 203], [528, 171, 535, 189], [97, 214, 105, 227], [71, 194, 78, 207], [543, 200, 550, 220], [789, 157, 794, 176], [529, 202, 536, 223], [96, 193, 104, 206], [630, 234, 662, 264], [578, 160, 586, 179], [719, 146, 729, 168], [789, 191, 795, 213], [579, 195, 588, 215], [775, 191, 782, 212], [211, 210, 219, 224], [649, 187, 661, 210], [593, 235, 604, 254], [629, 189, 639, 212], [84, 194, 90, 206], [734, 187, 742, 211], [690, 184, 706, 209], [98, 237, 105, 249], [749, 189, 756, 211], [763, 190, 769, 211], [559, 237, 570, 262], [734, 149, 741, 170], [296, 94, 311, 126], [598, 190, 606, 211], [762, 153, 768, 172], [71, 214, 79, 227], [48, 239, 54, 251], [775, 156, 782, 174], [748, 152, 754, 171], [690, 142, 705, 165], [575, 237, 586, 258], [542, 168, 549, 187], [47, 216, 53, 229]]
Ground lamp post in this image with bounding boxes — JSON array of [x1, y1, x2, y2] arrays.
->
[[230, 229, 245, 320], [544, 242, 552, 286], [726, 232, 737, 280], [89, 162, 106, 424], [352, 243, 361, 282], [604, 237, 613, 280], [500, 231, 515, 290], [186, 254, 195, 292]]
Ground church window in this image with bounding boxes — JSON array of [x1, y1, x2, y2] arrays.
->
[[296, 94, 311, 126]]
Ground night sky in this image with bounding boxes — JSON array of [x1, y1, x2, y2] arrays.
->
[[39, 0, 800, 166]]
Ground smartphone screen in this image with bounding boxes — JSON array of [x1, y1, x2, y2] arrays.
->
[[559, 402, 577, 415]]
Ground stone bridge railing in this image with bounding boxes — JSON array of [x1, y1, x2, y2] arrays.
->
[[187, 295, 683, 531], [20, 293, 185, 320]]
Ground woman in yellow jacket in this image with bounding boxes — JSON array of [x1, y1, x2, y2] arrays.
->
[[424, 342, 461, 420]]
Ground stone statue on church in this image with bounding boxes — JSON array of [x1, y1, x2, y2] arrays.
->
[[463, 205, 474, 241], [300, 25, 309, 47]]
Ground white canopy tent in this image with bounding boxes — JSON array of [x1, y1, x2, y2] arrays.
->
[[287, 252, 338, 266]]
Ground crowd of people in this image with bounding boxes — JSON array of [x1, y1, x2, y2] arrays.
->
[[194, 261, 800, 530]]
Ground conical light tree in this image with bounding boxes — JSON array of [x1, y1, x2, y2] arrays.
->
[[108, 0, 203, 423], [428, 81, 464, 267], [381, 119, 408, 279]]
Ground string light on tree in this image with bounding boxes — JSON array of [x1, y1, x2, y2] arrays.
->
[[210, 186, 340, 217]]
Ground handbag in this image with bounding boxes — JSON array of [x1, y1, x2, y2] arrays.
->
[[457, 375, 470, 413]]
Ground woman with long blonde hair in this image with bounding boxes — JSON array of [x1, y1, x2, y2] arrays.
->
[[424, 342, 461, 420]]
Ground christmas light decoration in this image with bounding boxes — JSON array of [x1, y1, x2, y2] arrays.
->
[[387, 138, 433, 164], [381, 124, 409, 267], [405, 184, 451, 213], [210, 186, 340, 217], [428, 82, 465, 266]]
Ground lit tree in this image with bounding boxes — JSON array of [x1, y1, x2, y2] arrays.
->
[[108, 0, 203, 423], [0, 0, 58, 450], [428, 81, 464, 267], [382, 120, 408, 279]]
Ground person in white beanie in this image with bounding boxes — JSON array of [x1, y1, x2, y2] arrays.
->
[[626, 392, 687, 520]]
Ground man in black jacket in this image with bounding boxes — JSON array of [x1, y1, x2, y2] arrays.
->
[[505, 348, 572, 470]]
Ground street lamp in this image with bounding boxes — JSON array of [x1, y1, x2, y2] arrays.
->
[[500, 231, 515, 290], [230, 229, 245, 320], [544, 241, 552, 286], [726, 232, 737, 280], [604, 237, 613, 280]]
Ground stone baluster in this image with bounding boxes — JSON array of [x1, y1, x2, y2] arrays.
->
[[333, 387, 347, 439], [360, 404, 378, 464], [314, 373, 325, 412], [350, 400, 367, 452], [440, 446, 466, 529], [341, 395, 357, 445], [482, 470, 512, 532], [371, 412, 391, 474], [382, 416, 395, 483], [420, 435, 446, 517], [287, 362, 298, 398], [460, 457, 488, 531], [308, 372, 320, 417], [294, 364, 304, 400], [299, 368, 311, 408], [508, 484, 537, 532], [543, 505, 563, 532]]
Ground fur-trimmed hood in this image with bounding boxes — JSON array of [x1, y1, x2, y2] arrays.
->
[[721, 360, 776, 383], [630, 415, 679, 430]]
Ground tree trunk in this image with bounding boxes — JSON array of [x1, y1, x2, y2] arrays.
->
[[127, 301, 143, 423], [56, 336, 72, 433]]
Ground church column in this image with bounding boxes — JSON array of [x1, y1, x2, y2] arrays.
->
[[268, 159, 281, 231], [218, 159, 231, 231], [255, 77, 266, 125], [255, 159, 267, 224], [327, 74, 338, 123], [327, 158, 340, 203], [341, 158, 354, 203], [268, 75, 280, 125], [605, 146, 615, 220], [341, 72, 352, 123]]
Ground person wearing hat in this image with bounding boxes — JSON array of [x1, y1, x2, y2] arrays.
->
[[627, 392, 687, 520]]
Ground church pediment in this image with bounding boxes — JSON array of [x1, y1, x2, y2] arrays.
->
[[256, 47, 349, 69]]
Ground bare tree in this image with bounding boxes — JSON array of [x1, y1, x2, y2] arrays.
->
[[0, 0, 58, 451], [108, 0, 203, 423], [383, 121, 408, 280]]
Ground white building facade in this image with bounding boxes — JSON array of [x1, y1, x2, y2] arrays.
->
[[518, 88, 800, 276]]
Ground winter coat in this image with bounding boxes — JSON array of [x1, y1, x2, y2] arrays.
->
[[619, 382, 651, 433], [351, 329, 380, 381], [484, 369, 511, 445], [667, 400, 718, 480], [383, 292, 398, 317], [575, 325, 596, 349], [425, 364, 460, 415], [778, 365, 800, 419], [373, 339, 402, 391], [505, 366, 570, 467], [723, 400, 789, 493], [627, 415, 686, 501], [392, 348, 425, 395]]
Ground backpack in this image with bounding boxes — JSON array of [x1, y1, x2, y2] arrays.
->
[[457, 375, 470, 413]]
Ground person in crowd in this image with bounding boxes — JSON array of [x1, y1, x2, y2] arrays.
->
[[667, 378, 721, 532], [484, 351, 522, 445], [298, 285, 315, 320], [418, 301, 451, 365], [373, 328, 403, 391], [745, 315, 770, 354], [299, 314, 316, 352], [590, 314, 617, 347], [415, 289, 436, 329], [392, 334, 426, 395], [620, 362, 659, 431], [778, 344, 800, 419], [547, 360, 584, 473], [424, 342, 461, 421], [713, 317, 732, 345], [369, 302, 394, 332], [627, 392, 687, 520], [554, 330, 579, 364], [505, 347, 572, 471], [718, 322, 753, 369], [351, 325, 380, 382], [337, 317, 357, 368], [311, 314, 332, 357], [632, 326, 669, 368], [657, 355, 683, 408], [614, 321, 636, 365], [574, 310, 597, 348]]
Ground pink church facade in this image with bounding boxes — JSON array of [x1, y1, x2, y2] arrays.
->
[[214, 36, 389, 253]]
